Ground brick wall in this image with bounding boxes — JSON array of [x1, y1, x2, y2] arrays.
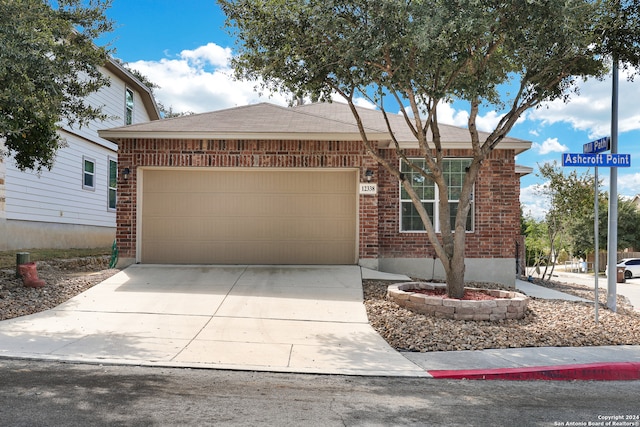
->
[[116, 138, 521, 262], [377, 148, 521, 259], [116, 138, 373, 259]]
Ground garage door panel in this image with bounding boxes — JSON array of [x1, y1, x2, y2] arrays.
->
[[141, 169, 358, 264], [144, 216, 355, 242], [143, 239, 354, 265]]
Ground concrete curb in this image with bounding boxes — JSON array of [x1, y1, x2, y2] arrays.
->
[[427, 362, 640, 381]]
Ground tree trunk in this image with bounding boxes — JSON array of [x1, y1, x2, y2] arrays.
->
[[446, 256, 466, 299]]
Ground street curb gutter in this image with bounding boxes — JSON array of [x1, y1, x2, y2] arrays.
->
[[428, 362, 640, 381]]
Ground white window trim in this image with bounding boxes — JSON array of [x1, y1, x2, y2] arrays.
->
[[107, 156, 117, 211], [399, 158, 474, 233], [82, 156, 96, 191]]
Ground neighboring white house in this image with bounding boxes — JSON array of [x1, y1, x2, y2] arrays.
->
[[0, 58, 160, 251]]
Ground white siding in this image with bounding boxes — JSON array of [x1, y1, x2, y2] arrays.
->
[[2, 62, 156, 249], [5, 131, 116, 227], [70, 65, 152, 150]]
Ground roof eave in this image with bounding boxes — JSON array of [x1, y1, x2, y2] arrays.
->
[[516, 164, 534, 176], [97, 130, 389, 143], [382, 140, 532, 153]]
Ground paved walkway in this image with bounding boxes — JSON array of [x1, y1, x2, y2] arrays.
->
[[0, 265, 638, 380]]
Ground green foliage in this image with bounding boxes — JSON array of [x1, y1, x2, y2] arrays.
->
[[219, 0, 638, 293], [532, 162, 640, 259], [595, 0, 640, 73], [522, 212, 548, 267], [0, 0, 113, 171], [617, 198, 640, 250], [535, 161, 598, 258]]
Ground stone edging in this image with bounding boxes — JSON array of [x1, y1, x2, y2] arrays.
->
[[387, 282, 529, 321]]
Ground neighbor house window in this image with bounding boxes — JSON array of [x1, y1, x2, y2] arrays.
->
[[400, 158, 474, 232], [125, 88, 134, 125], [108, 157, 117, 210], [82, 156, 96, 190]]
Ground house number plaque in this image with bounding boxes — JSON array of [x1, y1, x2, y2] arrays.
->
[[359, 183, 377, 195]]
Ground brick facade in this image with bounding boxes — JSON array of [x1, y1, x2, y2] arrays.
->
[[116, 138, 521, 265], [377, 149, 521, 260]]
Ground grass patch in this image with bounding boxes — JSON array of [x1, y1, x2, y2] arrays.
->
[[0, 248, 111, 269]]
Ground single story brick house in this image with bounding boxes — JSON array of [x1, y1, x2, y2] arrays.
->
[[99, 102, 531, 285]]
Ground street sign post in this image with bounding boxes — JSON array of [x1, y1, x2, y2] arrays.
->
[[579, 137, 610, 324], [561, 138, 631, 323]]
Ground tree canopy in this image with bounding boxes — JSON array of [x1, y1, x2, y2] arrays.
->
[[0, 0, 113, 171], [220, 0, 640, 296], [526, 161, 640, 276]]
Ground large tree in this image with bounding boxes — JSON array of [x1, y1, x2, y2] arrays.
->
[[533, 162, 597, 278], [0, 0, 113, 172], [220, 0, 637, 297]]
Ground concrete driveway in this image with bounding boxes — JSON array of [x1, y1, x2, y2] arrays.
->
[[0, 265, 427, 376]]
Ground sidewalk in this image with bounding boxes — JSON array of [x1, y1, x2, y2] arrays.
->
[[398, 270, 640, 380]]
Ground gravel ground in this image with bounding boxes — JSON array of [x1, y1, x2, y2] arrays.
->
[[2, 258, 640, 352], [364, 279, 640, 352], [0, 257, 119, 321]]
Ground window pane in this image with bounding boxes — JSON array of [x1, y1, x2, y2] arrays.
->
[[84, 173, 94, 188], [109, 160, 117, 188], [400, 158, 473, 232], [83, 158, 95, 189], [84, 160, 94, 173], [108, 188, 116, 210], [125, 89, 134, 125], [445, 159, 471, 200], [401, 201, 434, 231], [449, 202, 473, 231], [125, 89, 134, 109], [401, 159, 435, 201]]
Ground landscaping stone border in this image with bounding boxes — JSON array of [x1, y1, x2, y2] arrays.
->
[[387, 282, 530, 321]]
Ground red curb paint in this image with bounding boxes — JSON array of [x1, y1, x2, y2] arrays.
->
[[428, 362, 640, 381]]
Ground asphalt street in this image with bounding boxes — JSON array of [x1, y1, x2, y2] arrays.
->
[[1, 359, 638, 427]]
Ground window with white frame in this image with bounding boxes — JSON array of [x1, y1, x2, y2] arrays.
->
[[108, 157, 117, 210], [82, 156, 96, 190], [125, 88, 134, 125], [400, 158, 474, 232]]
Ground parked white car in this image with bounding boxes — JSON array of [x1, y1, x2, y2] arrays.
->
[[606, 258, 640, 279]]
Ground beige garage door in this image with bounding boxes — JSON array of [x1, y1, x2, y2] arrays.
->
[[141, 169, 358, 264]]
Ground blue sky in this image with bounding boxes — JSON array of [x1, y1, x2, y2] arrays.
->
[[100, 1, 640, 219]]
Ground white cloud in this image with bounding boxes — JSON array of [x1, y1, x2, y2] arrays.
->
[[179, 43, 231, 68], [353, 97, 378, 110], [399, 102, 506, 133], [520, 183, 549, 220], [532, 137, 569, 155], [435, 103, 469, 128], [474, 110, 504, 133], [330, 94, 378, 110], [529, 67, 640, 138], [126, 43, 289, 114], [618, 172, 640, 196]]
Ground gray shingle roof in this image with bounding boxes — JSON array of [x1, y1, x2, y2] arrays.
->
[[99, 101, 531, 153]]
